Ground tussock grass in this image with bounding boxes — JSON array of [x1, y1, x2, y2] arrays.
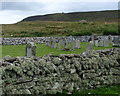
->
[[2, 21, 119, 37]]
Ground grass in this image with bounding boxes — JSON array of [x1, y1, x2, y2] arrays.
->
[[2, 21, 119, 37], [60, 85, 120, 95], [2, 42, 113, 57]]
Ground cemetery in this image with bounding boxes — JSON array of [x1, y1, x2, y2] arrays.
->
[[0, 35, 120, 94], [1, 1, 120, 95]]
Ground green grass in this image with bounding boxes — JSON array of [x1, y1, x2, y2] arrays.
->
[[59, 85, 120, 95], [2, 21, 119, 37], [2, 42, 113, 57]]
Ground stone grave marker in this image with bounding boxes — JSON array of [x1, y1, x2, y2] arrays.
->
[[52, 38, 56, 48], [113, 37, 120, 47], [86, 43, 93, 54], [71, 38, 76, 50], [26, 42, 36, 57], [104, 37, 109, 47], [108, 35, 112, 43], [99, 40, 104, 47], [95, 40, 99, 47], [75, 39, 80, 49], [64, 38, 68, 49]]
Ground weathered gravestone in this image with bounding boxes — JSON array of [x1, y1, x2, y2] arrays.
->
[[113, 37, 120, 47], [95, 40, 99, 47], [86, 43, 93, 55], [104, 37, 109, 47], [52, 38, 56, 48], [64, 38, 68, 49], [99, 40, 104, 47], [26, 42, 36, 57], [108, 35, 113, 43], [71, 39, 76, 50], [75, 40, 80, 49], [58, 40, 62, 50]]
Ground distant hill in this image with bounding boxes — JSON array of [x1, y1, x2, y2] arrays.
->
[[22, 10, 118, 22]]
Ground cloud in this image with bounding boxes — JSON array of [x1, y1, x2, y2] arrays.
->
[[0, 1, 118, 24], [2, 0, 119, 2], [1, 2, 45, 11]]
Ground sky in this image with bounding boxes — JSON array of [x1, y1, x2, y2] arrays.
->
[[0, 0, 119, 24]]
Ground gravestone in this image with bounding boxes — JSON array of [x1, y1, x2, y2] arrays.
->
[[99, 40, 104, 47], [108, 35, 112, 43], [58, 40, 62, 50], [75, 40, 80, 49], [95, 40, 99, 47], [52, 38, 56, 48], [91, 35, 95, 45], [64, 38, 68, 49], [86, 43, 93, 54], [104, 37, 109, 47], [71, 39, 76, 50], [26, 42, 36, 57], [113, 37, 120, 47]]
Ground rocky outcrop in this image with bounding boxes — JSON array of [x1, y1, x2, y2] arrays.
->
[[1, 48, 120, 94]]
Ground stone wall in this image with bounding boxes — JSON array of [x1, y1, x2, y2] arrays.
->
[[1, 48, 120, 94], [0, 36, 118, 45]]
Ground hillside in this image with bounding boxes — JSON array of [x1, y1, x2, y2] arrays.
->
[[22, 10, 118, 22], [2, 21, 119, 37]]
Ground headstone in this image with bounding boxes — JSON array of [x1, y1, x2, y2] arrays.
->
[[58, 40, 62, 50], [86, 43, 93, 54], [75, 40, 80, 49], [52, 38, 56, 48], [26, 42, 36, 57], [104, 37, 109, 47], [71, 39, 75, 50], [108, 35, 112, 43], [113, 37, 120, 47], [99, 40, 104, 47], [91, 35, 95, 45], [95, 40, 99, 47], [64, 38, 68, 49]]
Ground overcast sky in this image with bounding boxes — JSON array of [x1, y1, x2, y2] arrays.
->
[[0, 0, 119, 24]]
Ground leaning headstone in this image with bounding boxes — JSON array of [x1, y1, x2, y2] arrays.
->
[[75, 40, 80, 49], [26, 42, 36, 57]]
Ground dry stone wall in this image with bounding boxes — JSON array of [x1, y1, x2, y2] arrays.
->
[[1, 48, 120, 94], [1, 36, 118, 45]]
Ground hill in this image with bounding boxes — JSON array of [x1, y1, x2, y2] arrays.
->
[[2, 21, 119, 37], [22, 10, 118, 22]]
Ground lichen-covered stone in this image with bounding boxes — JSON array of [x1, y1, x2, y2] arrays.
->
[[53, 57, 62, 65], [1, 48, 120, 94]]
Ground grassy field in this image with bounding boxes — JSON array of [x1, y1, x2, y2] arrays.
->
[[2, 21, 119, 37], [60, 85, 120, 95], [2, 42, 113, 57]]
